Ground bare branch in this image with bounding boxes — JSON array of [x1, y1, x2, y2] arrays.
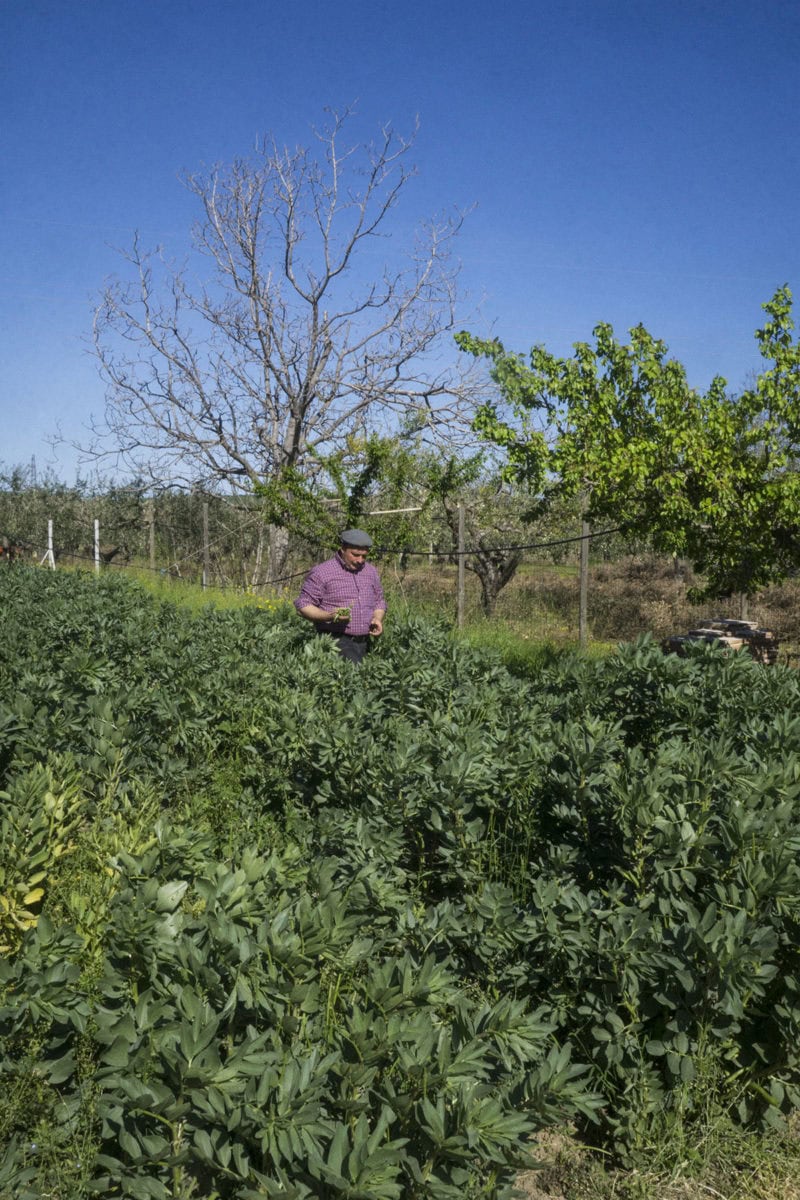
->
[[88, 112, 476, 558]]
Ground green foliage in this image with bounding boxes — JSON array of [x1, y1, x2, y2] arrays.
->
[[254, 433, 435, 556], [2, 568, 800, 1193], [0, 760, 86, 953], [458, 287, 800, 599], [255, 463, 338, 552], [0, 831, 596, 1197]]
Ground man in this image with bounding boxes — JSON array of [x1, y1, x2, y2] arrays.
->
[[295, 529, 386, 663]]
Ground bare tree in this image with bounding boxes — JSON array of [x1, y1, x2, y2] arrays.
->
[[90, 110, 475, 575]]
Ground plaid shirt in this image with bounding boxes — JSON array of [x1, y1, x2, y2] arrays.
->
[[295, 554, 386, 635]]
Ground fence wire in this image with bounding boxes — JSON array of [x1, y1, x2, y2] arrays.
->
[[7, 508, 796, 650]]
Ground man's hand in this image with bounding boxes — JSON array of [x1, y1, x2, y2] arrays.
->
[[298, 604, 350, 624], [369, 615, 384, 636]]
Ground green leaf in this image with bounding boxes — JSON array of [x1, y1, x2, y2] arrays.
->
[[156, 880, 189, 911], [46, 1050, 76, 1083], [193, 1128, 214, 1161]]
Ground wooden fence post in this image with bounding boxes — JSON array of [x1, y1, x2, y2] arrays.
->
[[202, 502, 210, 590], [579, 516, 589, 647], [457, 502, 466, 630], [147, 501, 156, 571]]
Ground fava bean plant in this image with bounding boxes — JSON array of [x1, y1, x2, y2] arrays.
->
[[1, 567, 799, 1197]]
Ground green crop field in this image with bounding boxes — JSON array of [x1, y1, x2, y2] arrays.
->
[[1, 567, 799, 1199]]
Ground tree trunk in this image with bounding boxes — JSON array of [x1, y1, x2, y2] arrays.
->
[[267, 524, 290, 582], [442, 498, 524, 620], [472, 549, 523, 617], [250, 526, 264, 589]]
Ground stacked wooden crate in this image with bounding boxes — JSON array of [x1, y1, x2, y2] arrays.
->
[[662, 618, 779, 664]]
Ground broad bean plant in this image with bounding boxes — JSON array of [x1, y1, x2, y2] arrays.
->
[[1, 567, 799, 1197]]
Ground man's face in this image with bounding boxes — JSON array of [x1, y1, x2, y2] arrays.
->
[[340, 544, 369, 570]]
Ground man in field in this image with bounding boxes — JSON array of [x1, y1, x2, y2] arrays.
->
[[295, 529, 386, 663]]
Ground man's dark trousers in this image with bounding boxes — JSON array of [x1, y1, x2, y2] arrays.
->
[[317, 632, 369, 663]]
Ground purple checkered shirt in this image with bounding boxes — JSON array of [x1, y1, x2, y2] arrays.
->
[[295, 554, 386, 635]]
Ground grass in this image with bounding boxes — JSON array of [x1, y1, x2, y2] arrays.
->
[[71, 548, 800, 652], [517, 1115, 800, 1200], [458, 621, 614, 674], [123, 563, 607, 673], [117, 565, 292, 616], [388, 553, 800, 645]]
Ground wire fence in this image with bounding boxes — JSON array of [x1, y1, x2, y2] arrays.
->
[[3, 503, 800, 651]]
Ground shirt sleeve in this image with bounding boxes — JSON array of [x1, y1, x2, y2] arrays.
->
[[295, 565, 324, 612], [371, 567, 386, 611]]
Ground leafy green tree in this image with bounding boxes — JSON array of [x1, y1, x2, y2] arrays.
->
[[457, 286, 800, 600], [255, 434, 437, 570]]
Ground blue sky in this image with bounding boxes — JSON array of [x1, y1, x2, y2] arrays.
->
[[2, 0, 799, 481]]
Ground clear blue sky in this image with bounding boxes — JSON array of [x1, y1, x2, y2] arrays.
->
[[2, 0, 799, 481]]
